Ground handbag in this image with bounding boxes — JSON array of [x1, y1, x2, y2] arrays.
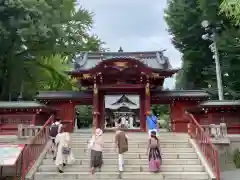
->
[[87, 136, 95, 149], [62, 133, 71, 155]]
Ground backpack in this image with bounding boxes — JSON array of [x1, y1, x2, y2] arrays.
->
[[50, 123, 59, 137]]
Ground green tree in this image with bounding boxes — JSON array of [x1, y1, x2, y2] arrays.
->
[[165, 0, 215, 91], [0, 0, 103, 100], [165, 0, 240, 99], [22, 54, 79, 99], [198, 0, 240, 99], [220, 0, 240, 24]]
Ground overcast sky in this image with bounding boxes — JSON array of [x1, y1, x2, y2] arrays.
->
[[79, 0, 182, 89]]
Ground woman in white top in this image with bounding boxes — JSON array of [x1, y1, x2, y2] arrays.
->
[[88, 128, 104, 174], [55, 126, 75, 173]]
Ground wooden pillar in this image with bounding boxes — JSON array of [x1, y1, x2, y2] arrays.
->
[[98, 91, 105, 130], [140, 91, 145, 131], [92, 78, 99, 134], [144, 79, 150, 131]]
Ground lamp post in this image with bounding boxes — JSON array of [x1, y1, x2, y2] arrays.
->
[[201, 20, 224, 100]]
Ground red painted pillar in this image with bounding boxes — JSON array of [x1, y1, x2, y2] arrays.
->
[[144, 81, 150, 131], [98, 91, 105, 130], [140, 91, 145, 130], [92, 80, 99, 134]]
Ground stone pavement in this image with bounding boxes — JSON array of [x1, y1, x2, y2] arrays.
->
[[221, 170, 240, 180]]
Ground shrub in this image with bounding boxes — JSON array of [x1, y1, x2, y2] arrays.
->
[[233, 148, 240, 168]]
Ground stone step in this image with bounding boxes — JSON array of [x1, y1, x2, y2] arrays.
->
[[70, 134, 189, 139], [71, 139, 190, 143], [64, 147, 194, 153], [38, 164, 205, 172], [70, 142, 191, 148], [71, 137, 189, 141], [71, 132, 189, 136], [42, 158, 201, 165], [45, 152, 198, 159], [34, 171, 208, 180]]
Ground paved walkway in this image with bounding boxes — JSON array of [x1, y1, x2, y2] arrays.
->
[[221, 170, 240, 180]]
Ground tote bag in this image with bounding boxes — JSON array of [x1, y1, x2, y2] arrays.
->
[[62, 133, 71, 155]]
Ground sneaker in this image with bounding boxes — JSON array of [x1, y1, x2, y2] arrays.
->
[[58, 168, 63, 173], [63, 163, 66, 167]]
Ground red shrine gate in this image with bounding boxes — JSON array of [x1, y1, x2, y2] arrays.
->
[[36, 50, 210, 132], [36, 90, 209, 132]]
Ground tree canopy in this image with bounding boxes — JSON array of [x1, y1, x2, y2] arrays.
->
[[220, 0, 240, 24], [0, 0, 103, 100], [165, 0, 240, 99]]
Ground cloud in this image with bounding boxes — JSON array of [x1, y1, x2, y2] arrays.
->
[[78, 0, 182, 89]]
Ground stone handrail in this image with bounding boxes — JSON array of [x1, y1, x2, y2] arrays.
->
[[18, 124, 43, 138], [202, 123, 229, 144]]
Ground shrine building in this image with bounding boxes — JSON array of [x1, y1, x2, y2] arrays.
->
[[36, 49, 210, 132]]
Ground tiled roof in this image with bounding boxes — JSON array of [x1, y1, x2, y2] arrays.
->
[[151, 90, 210, 98], [0, 101, 46, 109], [36, 91, 92, 100], [200, 100, 240, 107], [73, 50, 172, 70], [111, 94, 137, 106], [105, 95, 139, 109]]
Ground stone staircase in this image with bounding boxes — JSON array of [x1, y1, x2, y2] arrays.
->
[[34, 132, 212, 180]]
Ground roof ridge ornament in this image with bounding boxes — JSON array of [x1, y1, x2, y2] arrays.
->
[[118, 47, 123, 52], [156, 52, 166, 65]]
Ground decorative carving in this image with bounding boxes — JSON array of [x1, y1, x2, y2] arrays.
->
[[82, 74, 91, 79], [145, 82, 150, 96], [93, 83, 98, 94], [114, 61, 128, 68], [152, 73, 160, 77]]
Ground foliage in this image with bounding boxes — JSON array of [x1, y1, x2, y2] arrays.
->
[[151, 104, 169, 117], [158, 114, 171, 131], [165, 0, 240, 99], [220, 0, 240, 25], [165, 0, 215, 91], [22, 54, 79, 99], [0, 0, 103, 100], [76, 105, 92, 128], [233, 148, 240, 168], [151, 104, 171, 131]]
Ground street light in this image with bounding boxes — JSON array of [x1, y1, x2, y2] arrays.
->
[[201, 20, 224, 100]]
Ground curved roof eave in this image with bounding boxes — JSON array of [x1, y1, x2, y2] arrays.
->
[[67, 57, 180, 76]]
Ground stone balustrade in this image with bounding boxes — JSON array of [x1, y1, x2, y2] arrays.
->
[[18, 124, 42, 139], [202, 123, 230, 144]]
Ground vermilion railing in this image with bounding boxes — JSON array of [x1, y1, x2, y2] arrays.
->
[[187, 112, 220, 180], [21, 115, 54, 180]]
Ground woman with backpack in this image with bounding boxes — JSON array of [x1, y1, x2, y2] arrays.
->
[[147, 130, 162, 172], [49, 118, 63, 160], [55, 126, 75, 173]]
